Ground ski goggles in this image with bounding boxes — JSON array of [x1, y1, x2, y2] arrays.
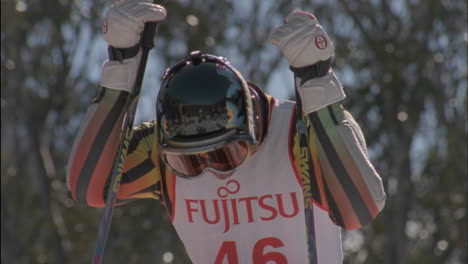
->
[[161, 140, 251, 178]]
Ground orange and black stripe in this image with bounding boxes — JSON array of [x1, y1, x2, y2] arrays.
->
[[307, 103, 379, 229]]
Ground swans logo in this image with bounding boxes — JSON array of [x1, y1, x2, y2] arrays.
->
[[184, 180, 300, 233]]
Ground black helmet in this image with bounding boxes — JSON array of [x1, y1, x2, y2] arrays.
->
[[156, 51, 257, 154]]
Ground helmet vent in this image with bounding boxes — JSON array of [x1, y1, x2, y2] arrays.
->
[[190, 50, 203, 65]]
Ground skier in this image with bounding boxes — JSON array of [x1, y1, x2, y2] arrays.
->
[[67, 0, 386, 263]]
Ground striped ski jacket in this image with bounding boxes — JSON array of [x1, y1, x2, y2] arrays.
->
[[67, 86, 385, 263]]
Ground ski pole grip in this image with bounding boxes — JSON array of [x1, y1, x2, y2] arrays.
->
[[141, 22, 158, 50], [140, 0, 166, 50]]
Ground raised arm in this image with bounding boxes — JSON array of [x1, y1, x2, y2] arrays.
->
[[66, 0, 166, 207], [271, 10, 385, 229]]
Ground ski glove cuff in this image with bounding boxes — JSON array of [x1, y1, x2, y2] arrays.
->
[[100, 51, 142, 92], [297, 70, 345, 114]]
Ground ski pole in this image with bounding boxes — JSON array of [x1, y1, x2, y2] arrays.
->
[[291, 58, 332, 263], [293, 74, 318, 264], [92, 1, 165, 263]]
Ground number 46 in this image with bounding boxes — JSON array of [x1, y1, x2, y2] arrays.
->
[[214, 237, 288, 264]]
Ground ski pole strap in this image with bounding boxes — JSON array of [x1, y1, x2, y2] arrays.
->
[[107, 43, 141, 62], [289, 57, 332, 86]]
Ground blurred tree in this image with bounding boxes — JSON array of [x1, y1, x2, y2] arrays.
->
[[311, 1, 467, 263], [1, 0, 107, 263], [1, 0, 466, 263]]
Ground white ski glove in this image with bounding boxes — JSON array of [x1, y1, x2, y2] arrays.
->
[[100, 0, 166, 92], [270, 10, 346, 114]]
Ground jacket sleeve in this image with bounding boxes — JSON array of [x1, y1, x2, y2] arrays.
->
[[66, 88, 162, 208], [295, 102, 386, 230]]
